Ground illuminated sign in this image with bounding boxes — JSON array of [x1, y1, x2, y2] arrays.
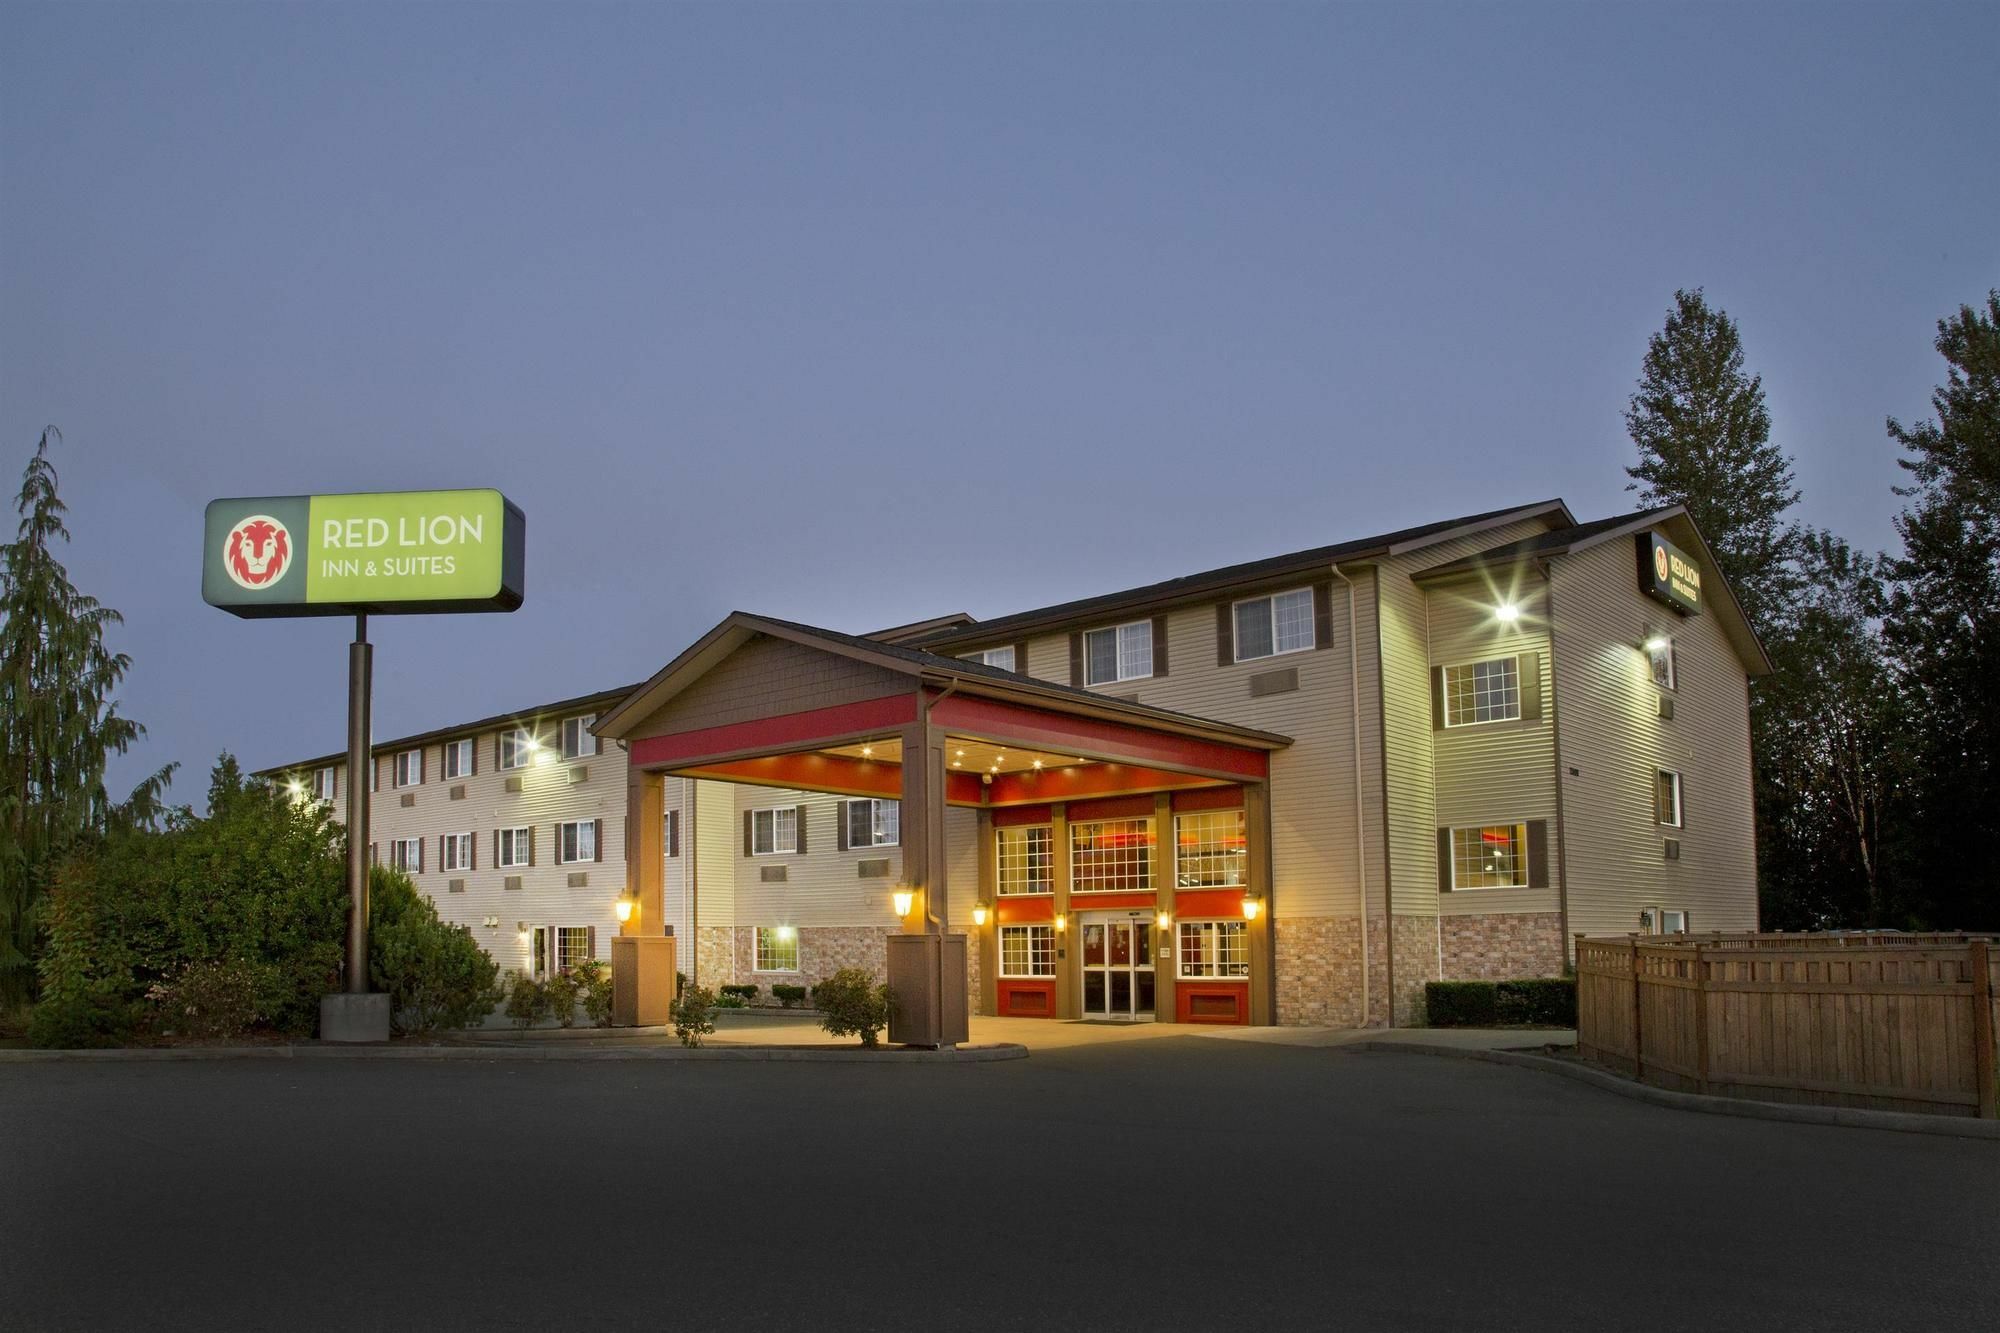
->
[[1637, 532, 1701, 616], [203, 489, 525, 617]]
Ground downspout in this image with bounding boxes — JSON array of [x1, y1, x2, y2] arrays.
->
[[1541, 559, 1572, 966], [1331, 564, 1370, 1028]]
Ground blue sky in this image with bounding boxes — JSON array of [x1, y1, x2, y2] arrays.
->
[[3, 1, 1995, 799]]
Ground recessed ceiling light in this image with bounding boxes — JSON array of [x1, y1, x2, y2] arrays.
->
[[1031, 760, 1042, 770], [861, 745, 873, 757]]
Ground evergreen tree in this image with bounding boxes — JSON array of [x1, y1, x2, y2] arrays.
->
[[1625, 289, 1800, 629], [0, 428, 175, 1004], [1881, 293, 2000, 928]]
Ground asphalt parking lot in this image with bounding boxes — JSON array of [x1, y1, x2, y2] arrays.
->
[[4, 1037, 1994, 1331]]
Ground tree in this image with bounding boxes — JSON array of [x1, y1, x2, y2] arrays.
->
[[1625, 289, 1800, 629], [1880, 292, 2000, 929], [0, 429, 175, 1004]]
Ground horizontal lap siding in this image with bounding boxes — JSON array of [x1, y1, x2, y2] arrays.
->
[[692, 778, 739, 928], [730, 786, 904, 930], [1550, 535, 1758, 939], [624, 635, 910, 739]]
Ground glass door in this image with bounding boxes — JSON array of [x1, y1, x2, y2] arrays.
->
[[1080, 916, 1156, 1020]]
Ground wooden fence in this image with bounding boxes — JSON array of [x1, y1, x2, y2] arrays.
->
[[1576, 932, 1999, 1119]]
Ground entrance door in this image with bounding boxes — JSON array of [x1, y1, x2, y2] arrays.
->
[[1080, 915, 1156, 1020]]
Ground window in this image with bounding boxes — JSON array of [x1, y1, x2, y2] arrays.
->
[[751, 806, 798, 855], [443, 738, 474, 780], [498, 825, 532, 868], [1641, 907, 1689, 935], [555, 926, 592, 972], [560, 715, 598, 760], [1175, 810, 1247, 888], [310, 766, 336, 801], [1444, 658, 1521, 726], [1178, 919, 1249, 978], [1449, 823, 1528, 889], [1234, 588, 1315, 661], [1655, 770, 1683, 828], [557, 819, 598, 864], [754, 926, 799, 972], [1084, 621, 1152, 685], [999, 924, 1056, 977], [964, 646, 1016, 671], [996, 825, 1053, 895], [844, 799, 900, 848], [441, 833, 472, 872], [1649, 638, 1677, 691], [390, 837, 423, 873], [1071, 818, 1154, 892], [498, 728, 532, 770], [393, 749, 423, 788]]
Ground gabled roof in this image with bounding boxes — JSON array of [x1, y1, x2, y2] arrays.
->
[[593, 611, 1292, 751], [1415, 505, 1773, 676], [910, 499, 1574, 649], [867, 611, 977, 644]]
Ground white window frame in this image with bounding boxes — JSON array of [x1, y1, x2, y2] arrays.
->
[[1447, 822, 1530, 891], [1641, 907, 1690, 935], [844, 798, 900, 849], [1069, 817, 1155, 893], [1442, 656, 1522, 728], [556, 819, 597, 865], [751, 806, 798, 856], [498, 728, 532, 771], [310, 766, 336, 801], [390, 837, 424, 874], [560, 715, 598, 760], [1232, 587, 1316, 662], [1648, 638, 1677, 692], [1174, 809, 1247, 889], [963, 646, 1017, 672], [998, 924, 1057, 978], [1084, 620, 1153, 685], [442, 832, 473, 872], [1177, 918, 1250, 979], [498, 825, 532, 868], [995, 825, 1054, 896], [1656, 769, 1683, 828], [393, 748, 423, 788], [753, 926, 800, 973], [554, 925, 592, 972], [443, 738, 474, 780]]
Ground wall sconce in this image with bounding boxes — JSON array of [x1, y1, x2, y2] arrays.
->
[[614, 893, 635, 924], [1156, 910, 1172, 929], [972, 902, 990, 928], [892, 888, 915, 918], [1240, 892, 1262, 921], [1643, 634, 1669, 653], [1054, 912, 1067, 933]]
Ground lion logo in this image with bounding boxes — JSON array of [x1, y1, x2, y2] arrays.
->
[[224, 515, 292, 590], [1654, 543, 1671, 584]]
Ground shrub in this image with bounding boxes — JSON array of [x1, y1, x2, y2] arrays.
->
[[545, 968, 582, 1028], [812, 968, 893, 1048], [1496, 977, 1577, 1027], [771, 984, 807, 1009], [720, 983, 759, 1002], [368, 868, 501, 1034], [1424, 981, 1499, 1028], [672, 984, 717, 1047], [712, 993, 746, 1009], [145, 958, 268, 1040], [503, 972, 551, 1030], [574, 959, 614, 1028]]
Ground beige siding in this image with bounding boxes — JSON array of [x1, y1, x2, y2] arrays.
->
[[1549, 533, 1759, 940], [729, 786, 907, 930], [624, 635, 908, 739], [691, 778, 738, 928]]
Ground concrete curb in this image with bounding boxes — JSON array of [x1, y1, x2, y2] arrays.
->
[[0, 1042, 1028, 1065], [1352, 1040, 2000, 1142]]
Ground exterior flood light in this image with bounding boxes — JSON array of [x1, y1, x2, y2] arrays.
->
[[972, 902, 990, 928], [1495, 601, 1521, 623], [892, 888, 915, 918], [1241, 892, 1262, 921]]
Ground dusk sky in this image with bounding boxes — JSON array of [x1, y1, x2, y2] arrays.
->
[[3, 2, 1994, 802]]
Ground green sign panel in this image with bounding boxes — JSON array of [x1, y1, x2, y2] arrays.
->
[[1637, 532, 1702, 616], [203, 489, 525, 617]]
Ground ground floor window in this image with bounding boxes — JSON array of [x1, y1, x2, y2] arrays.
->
[[1177, 919, 1249, 978], [754, 926, 799, 972], [1641, 907, 1689, 935], [1449, 823, 1527, 889], [996, 825, 1053, 895], [555, 926, 592, 972], [1071, 817, 1154, 892], [1175, 809, 1246, 887], [999, 924, 1056, 977]]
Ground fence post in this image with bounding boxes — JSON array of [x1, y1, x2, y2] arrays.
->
[[1630, 938, 1645, 1083], [1971, 939, 1996, 1120], [1694, 942, 1711, 1095]]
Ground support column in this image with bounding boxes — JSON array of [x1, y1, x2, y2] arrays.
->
[[976, 807, 998, 1017], [898, 719, 949, 933], [1052, 802, 1076, 1019], [1152, 793, 1176, 1024], [624, 766, 665, 935], [321, 614, 390, 1042], [1245, 781, 1275, 1026]]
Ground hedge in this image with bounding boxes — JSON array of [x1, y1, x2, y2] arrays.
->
[[1424, 976, 1576, 1028]]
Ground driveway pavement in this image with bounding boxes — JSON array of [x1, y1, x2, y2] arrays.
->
[[3, 1035, 1991, 1331]]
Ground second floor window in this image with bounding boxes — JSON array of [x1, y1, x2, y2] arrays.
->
[[996, 825, 1053, 895], [1234, 588, 1315, 660], [1655, 770, 1683, 828], [393, 749, 422, 787], [560, 715, 598, 760], [1071, 818, 1154, 892], [557, 819, 598, 864], [1449, 823, 1528, 889], [1085, 621, 1152, 685], [443, 738, 474, 780], [497, 825, 532, 868], [1649, 638, 1677, 691], [844, 799, 899, 848], [752, 806, 798, 855], [390, 838, 423, 873], [1443, 657, 1521, 727], [1175, 810, 1247, 888], [442, 833, 472, 872]]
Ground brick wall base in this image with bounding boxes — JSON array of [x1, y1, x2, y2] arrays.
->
[[1389, 914, 1440, 1027], [1274, 915, 1364, 1027], [696, 926, 978, 1015], [1439, 912, 1565, 981]]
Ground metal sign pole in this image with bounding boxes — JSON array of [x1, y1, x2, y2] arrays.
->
[[345, 613, 371, 992]]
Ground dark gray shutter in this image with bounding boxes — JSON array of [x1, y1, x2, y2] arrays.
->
[[1150, 615, 1168, 678], [1518, 652, 1542, 722], [1012, 640, 1028, 675], [1431, 666, 1447, 730], [1216, 602, 1234, 666], [1068, 632, 1084, 687], [593, 818, 604, 862], [1526, 820, 1549, 888], [470, 737, 478, 777], [470, 833, 477, 871], [586, 926, 596, 958], [1313, 581, 1334, 651], [836, 801, 850, 851], [743, 811, 753, 856], [492, 830, 499, 867], [528, 826, 536, 867], [666, 809, 680, 858], [794, 805, 808, 854], [438, 835, 446, 871], [1437, 828, 1453, 892]]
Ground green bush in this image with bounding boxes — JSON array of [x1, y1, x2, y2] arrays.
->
[[712, 993, 746, 1009], [812, 968, 894, 1048], [545, 968, 582, 1028], [368, 868, 501, 1034], [145, 958, 269, 1040], [771, 983, 807, 1009], [1496, 977, 1577, 1027], [574, 959, 614, 1028], [672, 984, 717, 1047], [504, 972, 551, 1029], [1424, 981, 1499, 1028], [720, 983, 759, 1002]]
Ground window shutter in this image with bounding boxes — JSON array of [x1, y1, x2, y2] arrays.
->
[[1216, 602, 1234, 666], [1150, 615, 1168, 678], [369, 842, 377, 866], [492, 829, 500, 867], [593, 818, 604, 862], [586, 926, 596, 959], [1518, 652, 1542, 722], [418, 840, 425, 874], [438, 835, 446, 871], [1012, 640, 1029, 675], [528, 826, 537, 867], [794, 805, 808, 854], [1436, 828, 1452, 892], [1431, 666, 1447, 730], [470, 739, 478, 777], [495, 734, 503, 771], [470, 834, 477, 871], [667, 809, 680, 858], [1313, 581, 1334, 651], [1068, 632, 1083, 687], [837, 801, 850, 852], [743, 811, 753, 857], [1526, 820, 1549, 888]]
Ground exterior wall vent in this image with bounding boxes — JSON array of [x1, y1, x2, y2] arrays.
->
[[1657, 695, 1675, 721], [567, 872, 589, 888], [399, 792, 416, 808], [447, 878, 466, 893], [857, 858, 891, 879], [1663, 838, 1682, 861], [567, 766, 588, 785], [504, 875, 523, 891], [505, 776, 524, 793], [449, 784, 467, 801], [761, 864, 789, 883], [1248, 666, 1300, 698]]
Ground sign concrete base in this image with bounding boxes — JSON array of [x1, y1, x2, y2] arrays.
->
[[319, 992, 392, 1043]]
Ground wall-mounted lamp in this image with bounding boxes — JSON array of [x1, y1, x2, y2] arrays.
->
[[892, 888, 915, 918], [1054, 912, 1067, 933], [1494, 601, 1521, 624], [614, 893, 635, 924], [1156, 910, 1172, 930], [972, 902, 990, 928], [1240, 892, 1262, 921], [1643, 634, 1669, 653]]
